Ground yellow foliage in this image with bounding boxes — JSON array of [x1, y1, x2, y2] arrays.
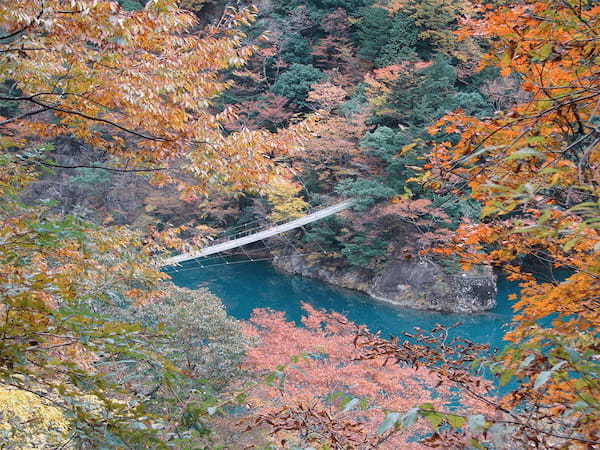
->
[[0, 0, 301, 197], [265, 177, 309, 223], [0, 0, 306, 445], [0, 386, 69, 447], [179, 0, 208, 13]]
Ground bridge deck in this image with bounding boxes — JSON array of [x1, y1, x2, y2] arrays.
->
[[162, 199, 354, 266]]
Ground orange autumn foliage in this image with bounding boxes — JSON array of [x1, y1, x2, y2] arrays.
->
[[0, 0, 308, 444], [0, 0, 304, 197], [422, 0, 600, 445], [241, 305, 493, 449]]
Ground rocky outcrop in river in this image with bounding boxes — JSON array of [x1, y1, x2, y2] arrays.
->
[[272, 250, 496, 313]]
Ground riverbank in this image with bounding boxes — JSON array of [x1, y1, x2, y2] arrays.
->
[[272, 249, 497, 313], [168, 258, 514, 344]]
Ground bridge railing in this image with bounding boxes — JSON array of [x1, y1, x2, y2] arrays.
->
[[207, 198, 351, 246], [162, 198, 355, 266]]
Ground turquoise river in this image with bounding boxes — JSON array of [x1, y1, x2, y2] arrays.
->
[[169, 259, 518, 349]]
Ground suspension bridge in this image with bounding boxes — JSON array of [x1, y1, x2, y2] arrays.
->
[[161, 198, 355, 267]]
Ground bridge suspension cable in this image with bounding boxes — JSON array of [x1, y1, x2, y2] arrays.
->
[[161, 199, 354, 267]]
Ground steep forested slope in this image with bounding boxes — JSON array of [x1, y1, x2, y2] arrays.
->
[[19, 0, 508, 279], [173, 0, 511, 274], [1, 0, 597, 447], [152, 0, 510, 311]]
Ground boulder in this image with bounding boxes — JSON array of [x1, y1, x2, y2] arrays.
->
[[273, 251, 496, 313], [368, 260, 496, 313]]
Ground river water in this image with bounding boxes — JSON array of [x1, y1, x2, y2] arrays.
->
[[169, 259, 518, 349]]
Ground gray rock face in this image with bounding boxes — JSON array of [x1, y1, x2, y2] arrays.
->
[[368, 260, 496, 313], [273, 251, 496, 313]]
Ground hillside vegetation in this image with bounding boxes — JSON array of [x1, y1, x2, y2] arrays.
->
[[0, 0, 598, 448]]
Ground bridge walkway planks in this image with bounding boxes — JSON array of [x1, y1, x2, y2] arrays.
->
[[162, 199, 354, 266]]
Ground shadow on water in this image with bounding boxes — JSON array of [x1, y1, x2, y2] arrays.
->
[[168, 258, 520, 350]]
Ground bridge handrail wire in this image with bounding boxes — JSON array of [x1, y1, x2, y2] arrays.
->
[[200, 199, 349, 247], [210, 197, 343, 242], [162, 198, 354, 267]]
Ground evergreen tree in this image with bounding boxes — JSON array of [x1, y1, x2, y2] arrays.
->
[[280, 33, 314, 65], [314, 0, 368, 9], [335, 177, 396, 211], [353, 7, 392, 61], [452, 91, 492, 117], [405, 0, 464, 56], [360, 125, 425, 193], [0, 80, 20, 118], [272, 0, 367, 16], [376, 13, 420, 67], [271, 64, 325, 108], [387, 55, 457, 126], [118, 0, 144, 11], [340, 232, 387, 268], [302, 216, 344, 252]]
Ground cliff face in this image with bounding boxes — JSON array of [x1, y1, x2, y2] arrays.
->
[[273, 250, 496, 313]]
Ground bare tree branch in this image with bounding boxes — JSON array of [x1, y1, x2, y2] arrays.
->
[[27, 159, 171, 173], [0, 94, 172, 142], [0, 106, 50, 126]]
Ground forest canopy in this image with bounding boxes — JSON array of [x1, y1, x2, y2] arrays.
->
[[0, 0, 303, 445], [0, 0, 598, 448]]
